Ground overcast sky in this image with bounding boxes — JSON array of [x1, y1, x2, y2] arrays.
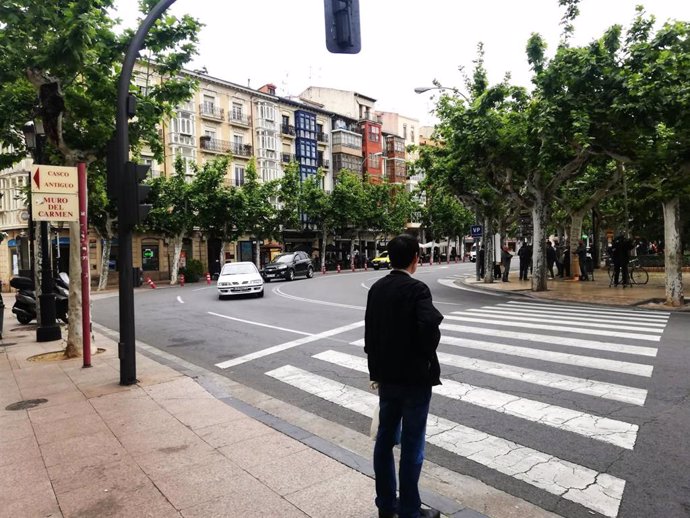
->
[[112, 0, 690, 125]]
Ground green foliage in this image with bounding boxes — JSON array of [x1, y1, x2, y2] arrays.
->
[[239, 157, 278, 241], [301, 169, 334, 232], [277, 161, 301, 232], [330, 170, 365, 236], [0, 0, 201, 235], [146, 157, 196, 237], [179, 258, 203, 282]]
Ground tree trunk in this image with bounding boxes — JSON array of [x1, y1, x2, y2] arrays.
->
[[531, 198, 549, 292], [254, 239, 261, 269], [569, 212, 584, 282], [64, 221, 82, 358], [321, 227, 327, 271], [34, 222, 42, 325], [662, 197, 684, 307], [169, 234, 184, 285], [350, 232, 357, 270], [98, 238, 111, 291], [483, 215, 494, 284]]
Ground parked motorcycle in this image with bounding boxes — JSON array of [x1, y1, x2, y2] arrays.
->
[[10, 273, 69, 325]]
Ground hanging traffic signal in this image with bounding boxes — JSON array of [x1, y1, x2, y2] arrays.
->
[[124, 161, 152, 227], [324, 0, 361, 54]]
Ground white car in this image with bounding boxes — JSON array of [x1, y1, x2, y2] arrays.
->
[[217, 262, 264, 299]]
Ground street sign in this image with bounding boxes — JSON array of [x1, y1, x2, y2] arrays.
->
[[470, 225, 483, 238], [143, 248, 155, 259], [31, 165, 78, 194], [31, 193, 79, 222]]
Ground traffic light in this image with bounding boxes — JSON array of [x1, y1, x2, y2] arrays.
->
[[125, 161, 152, 227], [324, 0, 361, 54]]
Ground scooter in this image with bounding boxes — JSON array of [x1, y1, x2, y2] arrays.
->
[[10, 273, 69, 325]]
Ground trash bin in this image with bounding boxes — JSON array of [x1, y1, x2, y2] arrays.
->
[[133, 267, 143, 288]]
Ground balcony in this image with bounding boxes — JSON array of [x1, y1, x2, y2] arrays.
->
[[232, 143, 253, 157], [318, 158, 330, 169], [200, 136, 231, 153], [282, 153, 296, 163], [168, 132, 195, 146], [281, 124, 296, 137], [255, 118, 277, 131], [317, 132, 329, 144], [199, 103, 224, 121], [229, 112, 251, 126]]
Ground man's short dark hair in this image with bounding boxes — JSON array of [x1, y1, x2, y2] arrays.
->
[[387, 234, 419, 269]]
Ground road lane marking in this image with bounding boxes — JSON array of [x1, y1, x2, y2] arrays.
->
[[481, 304, 668, 325], [267, 364, 625, 517], [177, 296, 184, 304], [437, 278, 506, 297], [314, 350, 638, 449], [214, 320, 364, 369], [273, 285, 366, 310], [208, 312, 312, 336], [192, 286, 213, 292], [444, 315, 661, 342], [439, 323, 657, 357], [456, 310, 665, 331], [466, 307, 666, 331], [437, 352, 648, 405], [504, 301, 670, 318], [440, 336, 653, 377]]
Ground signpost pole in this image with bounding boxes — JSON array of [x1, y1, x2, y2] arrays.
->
[[78, 164, 91, 367]]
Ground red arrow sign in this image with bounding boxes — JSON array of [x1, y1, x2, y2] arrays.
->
[[33, 167, 40, 189]]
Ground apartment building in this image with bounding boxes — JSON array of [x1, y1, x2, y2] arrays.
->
[[378, 111, 420, 159], [299, 87, 381, 183]]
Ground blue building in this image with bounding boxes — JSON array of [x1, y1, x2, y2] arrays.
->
[[294, 109, 318, 182]]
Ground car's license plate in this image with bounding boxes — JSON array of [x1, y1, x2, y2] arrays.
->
[[232, 287, 250, 292], [266, 274, 275, 278]]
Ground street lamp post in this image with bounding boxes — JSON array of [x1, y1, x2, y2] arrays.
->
[[414, 85, 471, 103], [22, 120, 61, 342], [21, 123, 37, 283]]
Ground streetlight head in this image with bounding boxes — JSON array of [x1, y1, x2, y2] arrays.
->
[[414, 87, 433, 94], [22, 122, 36, 150]]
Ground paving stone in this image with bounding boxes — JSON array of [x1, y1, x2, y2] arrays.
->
[[218, 429, 308, 470], [33, 411, 111, 446], [42, 430, 125, 468], [0, 435, 42, 467], [28, 399, 96, 425], [195, 416, 274, 449]]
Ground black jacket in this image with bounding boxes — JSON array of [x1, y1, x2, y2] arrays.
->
[[364, 270, 443, 386]]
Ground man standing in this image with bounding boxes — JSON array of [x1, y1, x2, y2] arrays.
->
[[365, 234, 443, 518], [517, 241, 531, 281], [611, 233, 633, 286], [546, 241, 557, 279], [501, 245, 513, 282]]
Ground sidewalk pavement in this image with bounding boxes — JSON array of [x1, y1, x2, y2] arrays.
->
[[461, 269, 686, 310]]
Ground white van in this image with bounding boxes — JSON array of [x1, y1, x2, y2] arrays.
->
[[470, 244, 477, 262]]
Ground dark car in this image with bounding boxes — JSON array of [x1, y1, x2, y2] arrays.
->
[[261, 252, 314, 281]]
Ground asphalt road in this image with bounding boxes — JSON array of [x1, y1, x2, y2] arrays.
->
[[92, 263, 690, 518]]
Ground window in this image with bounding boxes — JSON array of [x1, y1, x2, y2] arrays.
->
[[282, 114, 290, 126], [258, 131, 276, 151], [258, 102, 275, 121], [203, 94, 215, 109], [234, 165, 245, 186], [368, 125, 381, 142], [232, 102, 243, 120], [204, 128, 216, 138], [411, 126, 415, 143], [332, 131, 362, 149], [403, 124, 407, 139], [171, 111, 194, 135], [368, 153, 380, 169]]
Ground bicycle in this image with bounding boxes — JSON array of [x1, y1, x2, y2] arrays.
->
[[607, 257, 649, 286]]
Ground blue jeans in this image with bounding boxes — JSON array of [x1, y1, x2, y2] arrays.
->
[[374, 384, 432, 518]]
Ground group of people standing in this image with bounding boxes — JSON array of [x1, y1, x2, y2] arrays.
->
[[477, 239, 593, 282]]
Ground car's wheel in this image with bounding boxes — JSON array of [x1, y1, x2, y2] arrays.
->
[[17, 313, 32, 325], [287, 269, 295, 281], [373, 264, 380, 270], [306, 266, 314, 278]]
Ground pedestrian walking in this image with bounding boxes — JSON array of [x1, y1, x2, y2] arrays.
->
[[517, 241, 531, 281], [501, 245, 513, 282], [478, 245, 485, 278], [575, 240, 588, 281], [546, 241, 557, 279], [365, 234, 443, 518]]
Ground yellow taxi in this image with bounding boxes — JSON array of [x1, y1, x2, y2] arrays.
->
[[371, 251, 392, 270]]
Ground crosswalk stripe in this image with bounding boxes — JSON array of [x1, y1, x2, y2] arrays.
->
[[313, 350, 638, 449], [444, 315, 661, 342], [487, 305, 669, 324], [503, 301, 669, 319], [350, 338, 365, 346], [437, 352, 647, 405], [467, 308, 667, 328], [267, 365, 625, 518], [440, 323, 658, 357], [440, 336, 653, 377]]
